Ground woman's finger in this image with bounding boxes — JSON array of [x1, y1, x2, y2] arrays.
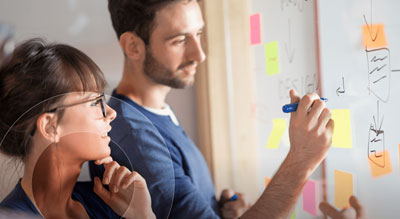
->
[[103, 161, 120, 185], [109, 166, 130, 193], [93, 176, 112, 204], [95, 156, 113, 165]]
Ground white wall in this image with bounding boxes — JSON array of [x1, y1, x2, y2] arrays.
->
[[0, 0, 198, 200]]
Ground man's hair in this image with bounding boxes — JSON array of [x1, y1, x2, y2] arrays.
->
[[108, 0, 197, 44]]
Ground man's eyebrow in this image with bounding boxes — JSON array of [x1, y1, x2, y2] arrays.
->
[[165, 26, 205, 41]]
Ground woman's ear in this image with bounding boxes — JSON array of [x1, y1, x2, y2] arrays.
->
[[119, 32, 146, 60], [36, 113, 60, 143]]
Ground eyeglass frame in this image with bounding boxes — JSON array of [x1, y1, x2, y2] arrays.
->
[[47, 93, 107, 118], [30, 93, 107, 136]]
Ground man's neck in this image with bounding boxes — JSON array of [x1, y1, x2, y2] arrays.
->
[[116, 63, 171, 110]]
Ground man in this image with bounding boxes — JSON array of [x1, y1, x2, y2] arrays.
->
[[90, 0, 364, 218]]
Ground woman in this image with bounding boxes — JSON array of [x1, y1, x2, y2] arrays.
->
[[0, 38, 155, 219]]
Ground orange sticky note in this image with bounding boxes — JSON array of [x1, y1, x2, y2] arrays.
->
[[362, 24, 387, 49], [265, 177, 271, 188], [368, 150, 393, 178], [334, 170, 353, 209], [399, 145, 400, 175]]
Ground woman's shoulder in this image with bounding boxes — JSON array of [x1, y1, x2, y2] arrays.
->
[[0, 180, 40, 216]]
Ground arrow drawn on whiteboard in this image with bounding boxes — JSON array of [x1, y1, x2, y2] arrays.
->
[[363, 14, 379, 42], [284, 19, 295, 64], [368, 100, 385, 168], [363, 0, 379, 42], [336, 77, 345, 96]]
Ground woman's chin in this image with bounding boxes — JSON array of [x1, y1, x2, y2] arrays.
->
[[93, 146, 111, 160]]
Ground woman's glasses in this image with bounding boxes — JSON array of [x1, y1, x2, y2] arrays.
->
[[30, 93, 107, 136], [48, 93, 107, 118]]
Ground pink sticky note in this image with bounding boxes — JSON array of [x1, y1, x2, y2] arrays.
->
[[250, 14, 261, 45], [302, 180, 316, 216]]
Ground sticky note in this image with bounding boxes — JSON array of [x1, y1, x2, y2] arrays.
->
[[334, 170, 353, 209], [331, 109, 352, 148], [265, 177, 271, 188], [362, 24, 387, 49], [369, 150, 393, 178], [302, 180, 316, 216], [265, 41, 280, 75], [250, 14, 261, 45], [291, 211, 296, 219], [266, 118, 286, 149]]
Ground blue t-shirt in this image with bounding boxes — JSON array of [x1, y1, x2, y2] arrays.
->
[[90, 91, 220, 219], [0, 180, 119, 218]]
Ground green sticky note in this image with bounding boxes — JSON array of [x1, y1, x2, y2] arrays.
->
[[331, 109, 352, 148], [265, 41, 280, 75], [291, 211, 296, 219], [266, 118, 286, 149]]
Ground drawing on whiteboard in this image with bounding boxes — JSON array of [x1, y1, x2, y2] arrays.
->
[[278, 73, 318, 100], [285, 19, 295, 64], [363, 14, 379, 43], [280, 0, 310, 13], [366, 48, 390, 103], [368, 101, 385, 168], [336, 77, 345, 96]]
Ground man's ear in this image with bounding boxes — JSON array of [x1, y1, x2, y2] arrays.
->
[[119, 32, 146, 60], [36, 113, 60, 143]]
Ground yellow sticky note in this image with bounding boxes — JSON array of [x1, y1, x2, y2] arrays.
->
[[331, 109, 352, 148], [266, 118, 286, 149], [369, 150, 393, 178], [362, 24, 387, 49], [265, 177, 271, 188], [290, 211, 296, 219], [265, 41, 280, 75], [334, 170, 353, 209]]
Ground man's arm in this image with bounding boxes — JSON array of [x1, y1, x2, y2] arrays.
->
[[241, 90, 334, 219]]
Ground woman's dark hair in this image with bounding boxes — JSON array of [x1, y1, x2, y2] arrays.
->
[[0, 38, 107, 159], [108, 0, 197, 44]]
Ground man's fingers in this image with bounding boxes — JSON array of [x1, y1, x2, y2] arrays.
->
[[349, 196, 365, 218], [289, 89, 300, 104], [308, 98, 326, 124], [297, 93, 320, 116], [221, 189, 235, 200], [318, 108, 332, 128], [319, 202, 342, 218]]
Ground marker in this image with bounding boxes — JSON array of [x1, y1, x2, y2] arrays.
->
[[282, 97, 328, 113], [229, 194, 238, 201]]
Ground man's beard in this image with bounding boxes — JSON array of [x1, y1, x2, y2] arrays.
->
[[143, 47, 196, 89]]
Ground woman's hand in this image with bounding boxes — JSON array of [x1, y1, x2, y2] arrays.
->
[[93, 156, 155, 219]]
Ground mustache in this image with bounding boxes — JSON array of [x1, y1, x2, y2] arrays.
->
[[178, 61, 197, 70]]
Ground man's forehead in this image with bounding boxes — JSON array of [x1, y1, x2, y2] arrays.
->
[[152, 0, 204, 34]]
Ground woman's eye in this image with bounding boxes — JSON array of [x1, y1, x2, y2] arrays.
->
[[91, 99, 101, 106]]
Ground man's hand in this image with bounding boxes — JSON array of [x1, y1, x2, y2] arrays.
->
[[288, 90, 334, 172], [319, 196, 366, 219], [93, 156, 155, 219], [219, 189, 249, 219]]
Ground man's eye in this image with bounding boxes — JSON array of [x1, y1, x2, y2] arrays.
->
[[174, 37, 186, 44]]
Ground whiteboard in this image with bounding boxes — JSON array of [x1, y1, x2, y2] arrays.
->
[[318, 0, 400, 218], [250, 0, 322, 218]]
